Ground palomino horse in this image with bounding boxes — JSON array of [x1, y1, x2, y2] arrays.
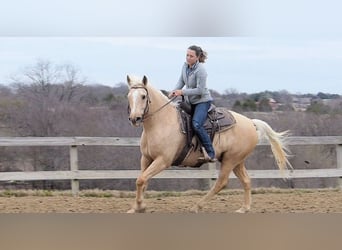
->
[[126, 75, 291, 213]]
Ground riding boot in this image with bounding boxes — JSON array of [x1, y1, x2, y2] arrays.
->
[[199, 146, 217, 163]]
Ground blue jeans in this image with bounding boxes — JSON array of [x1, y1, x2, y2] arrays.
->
[[192, 101, 215, 158]]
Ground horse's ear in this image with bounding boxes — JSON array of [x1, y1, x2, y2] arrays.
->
[[142, 75, 148, 86], [127, 75, 132, 86]]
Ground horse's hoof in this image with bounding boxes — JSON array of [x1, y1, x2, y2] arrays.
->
[[235, 207, 250, 213], [127, 204, 147, 213], [190, 207, 199, 213], [127, 208, 136, 214], [136, 207, 146, 213], [190, 204, 202, 213], [126, 207, 146, 213]]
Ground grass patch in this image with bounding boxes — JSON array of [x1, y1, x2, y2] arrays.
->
[[0, 188, 340, 198], [79, 190, 135, 198], [0, 190, 28, 197], [81, 191, 113, 198], [0, 189, 69, 197]]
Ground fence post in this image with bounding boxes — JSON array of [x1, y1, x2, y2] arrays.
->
[[70, 145, 79, 196], [337, 144, 342, 190], [208, 162, 217, 188]]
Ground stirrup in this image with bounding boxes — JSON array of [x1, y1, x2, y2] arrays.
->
[[197, 156, 217, 163], [198, 147, 217, 163]]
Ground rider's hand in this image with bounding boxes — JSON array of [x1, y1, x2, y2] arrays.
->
[[169, 90, 183, 97]]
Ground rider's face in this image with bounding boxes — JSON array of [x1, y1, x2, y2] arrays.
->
[[186, 49, 198, 66]]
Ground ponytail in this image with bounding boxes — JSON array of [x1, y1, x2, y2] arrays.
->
[[188, 45, 207, 63]]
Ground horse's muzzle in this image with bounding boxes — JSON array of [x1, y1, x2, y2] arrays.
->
[[129, 117, 143, 127]]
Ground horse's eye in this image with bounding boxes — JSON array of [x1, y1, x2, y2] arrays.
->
[[142, 95, 146, 100]]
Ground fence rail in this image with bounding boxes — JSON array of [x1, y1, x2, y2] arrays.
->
[[0, 136, 341, 195]]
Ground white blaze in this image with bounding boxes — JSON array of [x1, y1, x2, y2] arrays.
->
[[130, 90, 140, 114]]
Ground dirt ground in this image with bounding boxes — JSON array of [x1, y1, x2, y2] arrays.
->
[[1, 189, 342, 213]]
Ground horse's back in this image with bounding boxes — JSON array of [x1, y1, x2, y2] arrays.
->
[[213, 110, 258, 158], [230, 111, 258, 141]]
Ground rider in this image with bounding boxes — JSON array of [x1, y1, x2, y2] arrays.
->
[[169, 45, 216, 162]]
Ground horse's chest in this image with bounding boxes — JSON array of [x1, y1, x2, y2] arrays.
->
[[141, 133, 180, 159], [141, 137, 163, 156]]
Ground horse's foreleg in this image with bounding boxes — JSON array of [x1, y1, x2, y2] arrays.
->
[[127, 157, 168, 213], [127, 180, 147, 213], [127, 156, 151, 213], [233, 162, 251, 213], [191, 162, 232, 213]]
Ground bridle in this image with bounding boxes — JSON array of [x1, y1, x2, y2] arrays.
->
[[127, 85, 151, 122], [127, 85, 177, 122]]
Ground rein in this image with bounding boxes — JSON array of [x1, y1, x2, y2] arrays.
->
[[128, 85, 177, 122], [145, 95, 177, 120]]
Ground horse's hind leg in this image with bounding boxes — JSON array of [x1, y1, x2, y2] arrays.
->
[[191, 161, 233, 213], [233, 162, 251, 213]]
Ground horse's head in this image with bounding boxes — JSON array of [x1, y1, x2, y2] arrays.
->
[[127, 75, 150, 127]]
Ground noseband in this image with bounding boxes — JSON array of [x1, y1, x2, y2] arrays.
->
[[127, 85, 177, 122]]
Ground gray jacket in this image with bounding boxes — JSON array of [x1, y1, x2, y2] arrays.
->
[[174, 62, 213, 104]]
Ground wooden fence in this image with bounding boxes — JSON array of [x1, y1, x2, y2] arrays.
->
[[0, 136, 341, 195]]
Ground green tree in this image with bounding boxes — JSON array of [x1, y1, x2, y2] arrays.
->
[[243, 99, 257, 111], [232, 100, 243, 112], [306, 101, 331, 114], [258, 98, 272, 112]]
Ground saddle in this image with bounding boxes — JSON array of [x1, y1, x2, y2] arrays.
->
[[173, 101, 236, 166]]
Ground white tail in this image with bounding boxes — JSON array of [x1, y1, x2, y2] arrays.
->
[[252, 119, 293, 172]]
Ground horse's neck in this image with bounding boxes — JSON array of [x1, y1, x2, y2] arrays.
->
[[143, 88, 178, 131]]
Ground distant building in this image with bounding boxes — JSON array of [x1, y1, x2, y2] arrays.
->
[[292, 97, 312, 111], [268, 98, 278, 111], [321, 98, 342, 109]]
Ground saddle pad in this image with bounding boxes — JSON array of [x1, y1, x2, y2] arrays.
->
[[177, 107, 236, 136], [203, 108, 236, 133]]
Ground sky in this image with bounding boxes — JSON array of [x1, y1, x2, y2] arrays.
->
[[0, 0, 341, 95]]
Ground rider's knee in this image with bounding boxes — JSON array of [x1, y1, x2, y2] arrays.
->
[[192, 120, 201, 132]]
